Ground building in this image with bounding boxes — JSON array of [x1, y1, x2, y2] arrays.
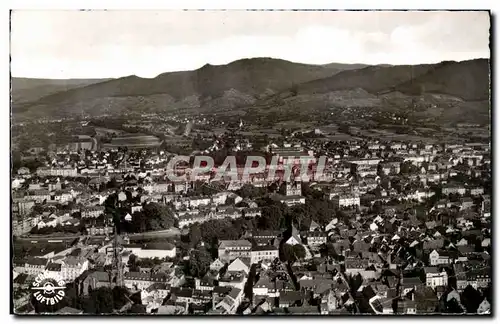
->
[[332, 194, 360, 208], [218, 240, 252, 262], [124, 272, 169, 291], [24, 258, 48, 276], [60, 256, 89, 282], [81, 206, 105, 218], [250, 246, 279, 264], [219, 271, 247, 291], [227, 258, 250, 275], [45, 262, 62, 279], [123, 243, 176, 259], [279, 195, 306, 206], [442, 184, 466, 195], [303, 232, 328, 247], [425, 267, 448, 288], [80, 271, 111, 295], [429, 250, 457, 266], [285, 225, 302, 246], [285, 182, 302, 196], [36, 167, 78, 178], [344, 258, 376, 278]]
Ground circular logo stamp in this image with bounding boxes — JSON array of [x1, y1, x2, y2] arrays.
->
[[30, 272, 66, 306]]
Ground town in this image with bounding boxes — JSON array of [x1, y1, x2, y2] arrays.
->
[[11, 119, 492, 315]]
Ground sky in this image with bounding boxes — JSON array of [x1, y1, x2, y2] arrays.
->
[[10, 10, 490, 79]]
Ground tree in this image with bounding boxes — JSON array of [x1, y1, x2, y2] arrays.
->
[[293, 244, 306, 260], [93, 287, 115, 314], [321, 243, 338, 258], [238, 184, 263, 199], [258, 204, 285, 230], [282, 244, 306, 263], [143, 202, 175, 230], [184, 249, 212, 277], [112, 286, 130, 310], [81, 287, 114, 314], [127, 254, 139, 272], [461, 285, 482, 313], [130, 211, 147, 233], [188, 223, 202, 247]]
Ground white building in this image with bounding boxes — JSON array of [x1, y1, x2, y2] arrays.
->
[[123, 243, 177, 259], [332, 194, 360, 208], [425, 267, 448, 288], [250, 246, 279, 264], [60, 256, 89, 282]]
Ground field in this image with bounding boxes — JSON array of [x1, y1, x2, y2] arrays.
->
[[102, 134, 162, 149], [94, 127, 127, 137]]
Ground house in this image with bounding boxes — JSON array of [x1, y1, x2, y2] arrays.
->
[[60, 256, 89, 282], [81, 206, 105, 218], [250, 246, 279, 264], [253, 275, 275, 298], [331, 193, 360, 208], [143, 282, 171, 302], [279, 195, 306, 206], [213, 287, 243, 314], [80, 271, 111, 295], [124, 272, 169, 291], [195, 275, 216, 292], [285, 225, 302, 246], [424, 267, 448, 288], [209, 258, 225, 272], [24, 258, 48, 276], [453, 264, 468, 291], [442, 184, 466, 195], [459, 197, 474, 210], [219, 271, 247, 291], [45, 262, 62, 279], [303, 231, 328, 247], [325, 218, 339, 232], [227, 258, 250, 275], [122, 243, 176, 259], [344, 258, 374, 278], [400, 277, 422, 296], [218, 240, 252, 262], [279, 291, 304, 308], [429, 249, 457, 266], [400, 299, 417, 314], [423, 238, 444, 251], [170, 287, 194, 304], [309, 220, 321, 232], [477, 299, 491, 314], [467, 268, 491, 289]]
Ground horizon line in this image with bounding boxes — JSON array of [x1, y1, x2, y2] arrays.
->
[[11, 55, 490, 80]]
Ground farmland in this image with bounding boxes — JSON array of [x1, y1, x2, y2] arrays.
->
[[101, 134, 162, 149]]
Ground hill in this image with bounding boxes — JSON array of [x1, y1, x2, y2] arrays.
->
[[292, 58, 489, 101], [394, 59, 490, 101], [11, 78, 109, 105], [11, 58, 489, 126], [14, 58, 365, 115]]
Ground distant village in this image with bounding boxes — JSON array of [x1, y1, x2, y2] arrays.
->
[[11, 122, 492, 315]]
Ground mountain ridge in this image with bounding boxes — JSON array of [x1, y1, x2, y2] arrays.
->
[[11, 57, 490, 121]]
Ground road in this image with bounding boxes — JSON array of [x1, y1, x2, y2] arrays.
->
[[16, 228, 181, 243]]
